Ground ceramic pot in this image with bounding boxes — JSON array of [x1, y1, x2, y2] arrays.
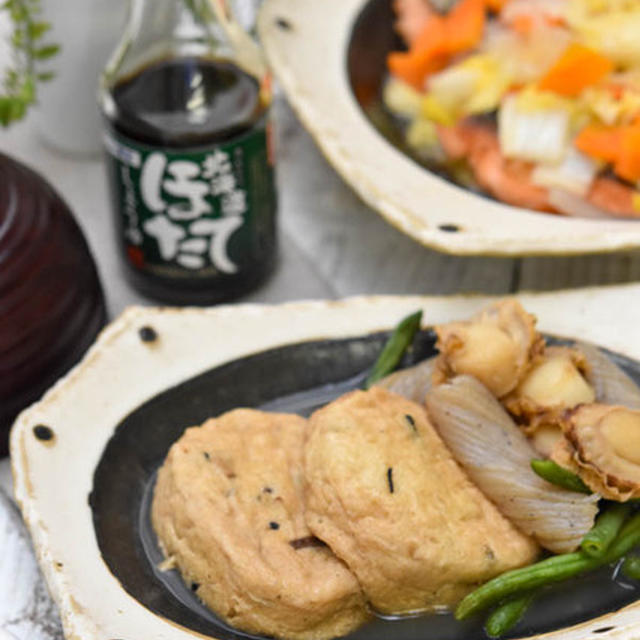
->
[[0, 153, 107, 455]]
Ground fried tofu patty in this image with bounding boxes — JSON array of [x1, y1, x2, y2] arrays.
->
[[304, 388, 539, 615], [152, 409, 369, 640]]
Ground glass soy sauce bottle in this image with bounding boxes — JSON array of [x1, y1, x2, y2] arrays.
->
[[100, 0, 277, 304]]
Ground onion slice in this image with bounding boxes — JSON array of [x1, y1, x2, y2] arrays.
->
[[374, 357, 436, 404], [579, 341, 640, 409], [499, 95, 570, 164], [532, 148, 598, 197], [547, 188, 610, 219], [426, 375, 599, 554]]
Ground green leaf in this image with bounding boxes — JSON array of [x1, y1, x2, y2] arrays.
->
[[1, 0, 58, 125], [0, 99, 13, 126], [11, 29, 24, 48], [9, 5, 28, 22], [34, 44, 60, 59], [8, 97, 26, 121], [19, 77, 34, 102], [36, 71, 55, 82], [28, 21, 50, 39], [6, 69, 20, 90]]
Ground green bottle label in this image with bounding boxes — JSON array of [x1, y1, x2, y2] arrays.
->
[[104, 120, 276, 279]]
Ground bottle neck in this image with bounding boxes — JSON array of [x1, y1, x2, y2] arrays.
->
[[128, 0, 214, 44], [104, 0, 231, 84]]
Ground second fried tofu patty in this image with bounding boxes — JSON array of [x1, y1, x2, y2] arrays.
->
[[304, 387, 539, 615]]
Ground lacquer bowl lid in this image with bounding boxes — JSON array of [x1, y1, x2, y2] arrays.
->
[[0, 153, 106, 454]]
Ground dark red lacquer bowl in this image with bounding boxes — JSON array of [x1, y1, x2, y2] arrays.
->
[[0, 153, 107, 455]]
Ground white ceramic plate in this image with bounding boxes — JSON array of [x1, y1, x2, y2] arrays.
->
[[10, 288, 640, 640], [258, 0, 640, 257]]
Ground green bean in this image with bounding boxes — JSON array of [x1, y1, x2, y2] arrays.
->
[[456, 512, 640, 622], [530, 459, 591, 494], [603, 512, 640, 559], [484, 592, 535, 638], [622, 555, 640, 580], [364, 310, 423, 388], [455, 552, 596, 620], [581, 503, 631, 558]]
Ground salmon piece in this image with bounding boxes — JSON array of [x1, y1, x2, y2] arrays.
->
[[393, 0, 436, 45], [587, 176, 640, 218], [437, 121, 552, 210], [469, 139, 551, 210], [436, 123, 471, 159]]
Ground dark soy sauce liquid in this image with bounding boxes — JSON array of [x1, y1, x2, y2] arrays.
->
[[104, 57, 276, 305], [109, 57, 266, 148]]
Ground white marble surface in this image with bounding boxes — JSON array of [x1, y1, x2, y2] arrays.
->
[[5, 92, 640, 639], [0, 491, 61, 640]]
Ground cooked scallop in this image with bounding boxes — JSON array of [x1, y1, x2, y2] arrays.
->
[[555, 404, 640, 501], [505, 346, 594, 417], [433, 299, 544, 397], [426, 375, 599, 553], [503, 346, 595, 455], [528, 423, 565, 458]]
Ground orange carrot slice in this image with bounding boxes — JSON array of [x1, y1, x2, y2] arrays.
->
[[410, 11, 447, 52], [387, 12, 448, 88], [387, 49, 449, 89], [446, 0, 486, 53], [575, 125, 622, 163], [615, 127, 640, 183], [576, 123, 640, 183], [387, 0, 487, 89], [539, 43, 614, 97]]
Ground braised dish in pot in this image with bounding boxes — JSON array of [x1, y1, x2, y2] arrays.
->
[[385, 0, 640, 219]]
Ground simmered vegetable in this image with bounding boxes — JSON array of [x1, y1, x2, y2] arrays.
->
[[456, 511, 640, 621], [539, 43, 614, 97], [530, 459, 592, 494], [364, 310, 423, 388], [484, 592, 535, 638], [387, 0, 640, 219], [388, 0, 486, 88], [581, 503, 631, 558]]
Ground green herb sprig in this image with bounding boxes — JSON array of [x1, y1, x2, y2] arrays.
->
[[1, 0, 59, 126]]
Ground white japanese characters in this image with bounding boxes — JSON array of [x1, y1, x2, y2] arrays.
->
[[128, 148, 249, 273]]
